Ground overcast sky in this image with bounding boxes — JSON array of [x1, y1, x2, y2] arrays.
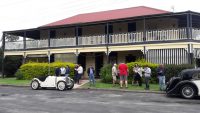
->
[[0, 0, 200, 39]]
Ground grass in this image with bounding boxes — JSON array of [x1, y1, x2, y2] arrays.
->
[[0, 77, 30, 86], [81, 80, 160, 91]]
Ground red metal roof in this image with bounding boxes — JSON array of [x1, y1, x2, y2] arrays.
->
[[42, 6, 169, 27]]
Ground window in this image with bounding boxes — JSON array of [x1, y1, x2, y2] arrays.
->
[[192, 72, 200, 80]]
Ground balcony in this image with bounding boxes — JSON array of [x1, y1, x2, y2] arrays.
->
[[4, 28, 200, 50]]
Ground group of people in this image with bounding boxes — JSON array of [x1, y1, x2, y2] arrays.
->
[[55, 64, 96, 86], [112, 63, 166, 91]]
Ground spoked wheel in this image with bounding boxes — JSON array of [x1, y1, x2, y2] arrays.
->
[[31, 80, 40, 90], [181, 85, 196, 99], [57, 81, 66, 91], [67, 79, 74, 90]]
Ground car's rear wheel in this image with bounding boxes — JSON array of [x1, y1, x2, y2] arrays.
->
[[57, 81, 66, 91], [181, 85, 196, 99], [31, 80, 40, 90]]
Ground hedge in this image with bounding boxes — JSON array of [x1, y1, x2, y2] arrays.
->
[[100, 60, 194, 84], [15, 62, 75, 80]]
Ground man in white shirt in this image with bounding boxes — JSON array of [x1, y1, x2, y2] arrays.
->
[[112, 63, 118, 86], [143, 65, 151, 90], [75, 64, 83, 85]]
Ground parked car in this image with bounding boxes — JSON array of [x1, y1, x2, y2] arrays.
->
[[31, 76, 74, 91], [166, 69, 200, 99]]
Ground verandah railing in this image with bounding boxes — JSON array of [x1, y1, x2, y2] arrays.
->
[[4, 28, 200, 50]]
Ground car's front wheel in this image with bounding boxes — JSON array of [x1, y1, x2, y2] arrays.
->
[[181, 85, 196, 99], [57, 81, 66, 91], [31, 80, 40, 90]]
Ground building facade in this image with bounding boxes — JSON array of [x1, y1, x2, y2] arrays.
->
[[2, 6, 200, 77]]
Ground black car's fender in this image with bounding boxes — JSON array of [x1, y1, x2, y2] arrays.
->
[[166, 80, 198, 95]]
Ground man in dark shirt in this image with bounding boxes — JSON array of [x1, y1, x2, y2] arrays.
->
[[157, 64, 165, 91]]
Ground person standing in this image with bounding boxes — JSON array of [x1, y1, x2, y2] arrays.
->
[[87, 65, 95, 86], [60, 66, 66, 76], [55, 67, 60, 76], [133, 64, 143, 86], [65, 65, 70, 77], [76, 64, 83, 85], [74, 64, 79, 84], [157, 64, 165, 91], [118, 63, 128, 88], [143, 65, 151, 90], [112, 63, 118, 87]]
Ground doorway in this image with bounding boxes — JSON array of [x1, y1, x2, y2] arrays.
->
[[95, 53, 104, 78], [78, 53, 86, 71]]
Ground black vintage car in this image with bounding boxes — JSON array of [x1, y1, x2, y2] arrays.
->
[[166, 69, 200, 99]]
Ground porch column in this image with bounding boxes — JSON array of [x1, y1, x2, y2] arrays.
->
[[188, 44, 194, 65], [75, 26, 79, 46], [143, 17, 146, 41], [48, 50, 51, 75], [48, 30, 50, 47], [22, 52, 26, 64], [23, 32, 26, 50], [106, 22, 109, 64], [1, 33, 5, 78], [75, 49, 79, 64], [186, 12, 192, 39], [142, 46, 147, 60]]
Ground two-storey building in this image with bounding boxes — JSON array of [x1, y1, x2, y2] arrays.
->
[[2, 6, 200, 77]]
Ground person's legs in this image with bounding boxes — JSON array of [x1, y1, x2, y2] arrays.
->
[[145, 77, 150, 90], [138, 76, 142, 86], [161, 76, 166, 91], [91, 74, 95, 86], [120, 76, 123, 88], [89, 74, 92, 86], [124, 76, 128, 88], [112, 76, 116, 86]]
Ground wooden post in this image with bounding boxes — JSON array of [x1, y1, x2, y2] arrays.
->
[[75, 26, 79, 46], [143, 17, 146, 42], [106, 23, 109, 64]]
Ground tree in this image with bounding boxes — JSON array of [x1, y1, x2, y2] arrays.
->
[[5, 34, 19, 42]]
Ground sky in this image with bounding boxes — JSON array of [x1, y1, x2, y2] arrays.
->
[[0, 0, 200, 41]]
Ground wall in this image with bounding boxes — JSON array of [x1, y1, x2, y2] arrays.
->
[[54, 53, 76, 63], [82, 25, 105, 36]]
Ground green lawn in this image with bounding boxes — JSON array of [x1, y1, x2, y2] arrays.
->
[[81, 80, 160, 91], [0, 78, 30, 86]]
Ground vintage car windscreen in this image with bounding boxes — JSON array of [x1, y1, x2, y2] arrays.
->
[[192, 72, 200, 80]]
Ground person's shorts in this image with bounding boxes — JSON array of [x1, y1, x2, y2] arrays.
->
[[120, 75, 127, 81], [112, 75, 117, 81]]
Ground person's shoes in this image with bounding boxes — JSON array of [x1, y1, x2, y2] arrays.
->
[[125, 87, 128, 89], [120, 87, 123, 89]]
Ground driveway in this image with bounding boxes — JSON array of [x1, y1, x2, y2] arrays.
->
[[0, 86, 200, 113]]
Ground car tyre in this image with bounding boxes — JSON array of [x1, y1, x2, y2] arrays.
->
[[57, 81, 66, 91], [181, 84, 196, 99], [67, 79, 74, 90], [31, 80, 40, 90]]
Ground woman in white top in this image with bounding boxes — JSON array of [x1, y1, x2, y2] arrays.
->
[[112, 64, 118, 86], [133, 64, 143, 86]]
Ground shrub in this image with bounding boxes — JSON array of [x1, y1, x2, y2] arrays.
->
[[100, 64, 112, 83], [16, 62, 75, 80], [164, 64, 194, 81], [15, 70, 23, 80]]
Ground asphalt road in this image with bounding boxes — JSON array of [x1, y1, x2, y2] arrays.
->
[[0, 86, 200, 113]]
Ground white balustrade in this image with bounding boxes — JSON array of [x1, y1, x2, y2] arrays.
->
[[146, 28, 187, 41], [109, 32, 143, 44], [5, 41, 24, 50], [26, 39, 48, 49], [78, 35, 106, 45], [192, 28, 200, 40], [50, 37, 76, 47]]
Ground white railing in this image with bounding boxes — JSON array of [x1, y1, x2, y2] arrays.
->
[[50, 37, 76, 47], [5, 41, 24, 50], [192, 28, 200, 40], [146, 28, 187, 41], [109, 32, 143, 44], [78, 35, 106, 45], [26, 39, 48, 49]]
